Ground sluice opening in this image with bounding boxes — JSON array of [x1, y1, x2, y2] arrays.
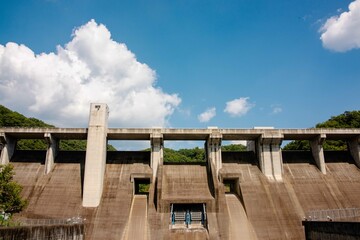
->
[[223, 179, 237, 194], [170, 203, 207, 229], [134, 178, 150, 195]]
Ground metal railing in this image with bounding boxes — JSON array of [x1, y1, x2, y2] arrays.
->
[[19, 216, 85, 226], [305, 208, 360, 221]]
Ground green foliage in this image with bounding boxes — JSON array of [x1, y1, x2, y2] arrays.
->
[[164, 147, 205, 162], [0, 105, 116, 151], [138, 183, 150, 193], [284, 111, 360, 150], [59, 140, 87, 151], [0, 165, 27, 226], [315, 111, 360, 128], [221, 144, 246, 151], [283, 140, 310, 151], [162, 144, 246, 162], [0, 105, 53, 128]]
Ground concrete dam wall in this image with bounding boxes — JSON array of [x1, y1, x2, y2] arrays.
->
[[2, 107, 360, 239], [5, 148, 360, 240]]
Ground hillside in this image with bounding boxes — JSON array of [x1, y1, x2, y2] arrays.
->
[[284, 110, 360, 150], [162, 144, 246, 162], [0, 105, 115, 151]]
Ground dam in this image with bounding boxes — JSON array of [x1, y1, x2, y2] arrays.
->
[[1, 103, 360, 239]]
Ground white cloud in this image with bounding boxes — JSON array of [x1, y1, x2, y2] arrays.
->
[[229, 140, 247, 146], [224, 97, 254, 117], [0, 19, 181, 127], [271, 105, 282, 114], [198, 107, 216, 123], [320, 0, 360, 52]]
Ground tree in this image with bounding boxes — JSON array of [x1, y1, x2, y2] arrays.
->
[[163, 148, 205, 162], [0, 164, 27, 226], [221, 144, 247, 151], [283, 111, 360, 150], [0, 105, 116, 151]]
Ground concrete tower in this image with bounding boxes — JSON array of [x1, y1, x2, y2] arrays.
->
[[82, 103, 109, 207]]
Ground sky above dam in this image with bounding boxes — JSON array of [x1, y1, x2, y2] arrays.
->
[[1, 0, 360, 131]]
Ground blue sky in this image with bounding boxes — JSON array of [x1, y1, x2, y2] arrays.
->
[[1, 0, 360, 131]]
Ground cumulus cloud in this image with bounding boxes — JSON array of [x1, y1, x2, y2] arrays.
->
[[198, 107, 216, 123], [224, 97, 254, 117], [0, 19, 180, 127], [320, 0, 360, 52]]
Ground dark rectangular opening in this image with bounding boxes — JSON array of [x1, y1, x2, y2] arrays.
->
[[223, 179, 237, 193], [134, 178, 150, 195]]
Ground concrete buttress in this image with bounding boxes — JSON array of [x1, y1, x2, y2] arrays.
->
[[150, 132, 163, 179], [0, 133, 15, 164], [310, 134, 326, 174], [44, 133, 58, 174], [82, 103, 109, 207], [257, 132, 283, 181], [206, 131, 222, 178], [348, 136, 360, 168]]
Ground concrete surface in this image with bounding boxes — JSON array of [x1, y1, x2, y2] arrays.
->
[[83, 103, 109, 207], [2, 103, 360, 240], [7, 149, 360, 239], [122, 195, 148, 240], [226, 194, 257, 240]]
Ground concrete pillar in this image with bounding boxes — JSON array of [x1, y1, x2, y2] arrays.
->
[[44, 133, 58, 174], [348, 136, 360, 168], [150, 132, 163, 179], [257, 133, 283, 181], [83, 103, 109, 207], [310, 134, 326, 174], [206, 132, 222, 178], [246, 140, 256, 152], [0, 133, 15, 164]]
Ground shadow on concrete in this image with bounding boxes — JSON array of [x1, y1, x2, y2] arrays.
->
[[282, 151, 315, 164], [221, 151, 257, 165], [106, 151, 150, 164], [11, 150, 46, 164], [324, 151, 354, 163]]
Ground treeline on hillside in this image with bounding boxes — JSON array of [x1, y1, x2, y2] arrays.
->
[[284, 111, 360, 150], [0, 105, 116, 151], [162, 144, 246, 162]]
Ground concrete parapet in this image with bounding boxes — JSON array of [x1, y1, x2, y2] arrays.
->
[[257, 133, 283, 181], [0, 133, 15, 164], [44, 133, 58, 174], [310, 134, 326, 174], [348, 136, 360, 168], [82, 103, 109, 207]]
